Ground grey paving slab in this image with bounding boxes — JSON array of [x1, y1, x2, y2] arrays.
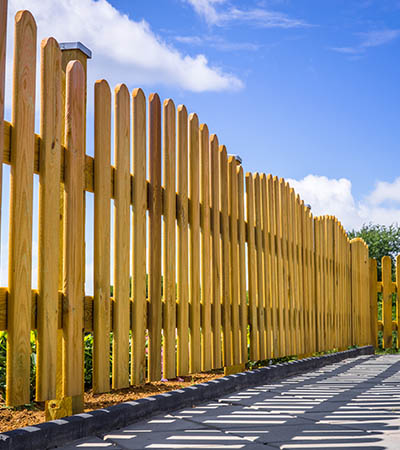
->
[[56, 354, 400, 449]]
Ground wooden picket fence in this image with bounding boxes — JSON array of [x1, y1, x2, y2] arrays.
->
[[0, 4, 376, 411], [370, 255, 400, 350]]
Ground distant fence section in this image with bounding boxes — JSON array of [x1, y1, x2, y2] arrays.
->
[[370, 255, 400, 351], [0, 3, 377, 412]]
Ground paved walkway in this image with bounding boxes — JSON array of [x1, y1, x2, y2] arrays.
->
[[57, 355, 400, 449]]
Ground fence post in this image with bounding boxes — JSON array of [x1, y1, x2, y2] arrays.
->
[[47, 41, 91, 418]]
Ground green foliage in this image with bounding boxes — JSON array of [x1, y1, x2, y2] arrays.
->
[[348, 223, 400, 279], [0, 331, 37, 403]]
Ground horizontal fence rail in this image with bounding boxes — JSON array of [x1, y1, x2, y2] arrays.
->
[[0, 3, 376, 412]]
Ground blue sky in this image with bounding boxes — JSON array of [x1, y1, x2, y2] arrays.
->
[[1, 0, 400, 288]]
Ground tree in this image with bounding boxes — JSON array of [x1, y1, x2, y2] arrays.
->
[[348, 223, 400, 278]]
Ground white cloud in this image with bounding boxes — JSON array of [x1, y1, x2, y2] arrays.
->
[[331, 29, 400, 55], [367, 178, 400, 206], [287, 175, 400, 231], [7, 0, 242, 93], [185, 0, 309, 28]]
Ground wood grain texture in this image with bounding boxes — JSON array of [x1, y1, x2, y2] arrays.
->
[[254, 174, 265, 359], [200, 124, 212, 371], [132, 88, 147, 385], [210, 134, 221, 368], [308, 208, 316, 352], [189, 113, 201, 373], [237, 166, 247, 363], [267, 175, 279, 357], [177, 105, 189, 376], [229, 157, 240, 364], [220, 147, 232, 366], [148, 93, 162, 381], [163, 99, 176, 379], [63, 60, 85, 397], [0, 0, 7, 243], [113, 84, 131, 389], [294, 196, 304, 356], [261, 175, 272, 358], [274, 177, 286, 356], [288, 188, 297, 356], [6, 10, 36, 407], [36, 37, 62, 402], [93, 79, 111, 393]]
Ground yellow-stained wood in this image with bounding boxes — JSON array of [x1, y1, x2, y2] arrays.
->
[[274, 177, 285, 356], [177, 105, 189, 376], [286, 186, 296, 355], [305, 208, 314, 354], [148, 93, 162, 381], [261, 175, 272, 358], [63, 60, 85, 398], [246, 173, 258, 361], [295, 197, 304, 356], [221, 147, 232, 366], [163, 99, 176, 379], [36, 37, 62, 402], [113, 84, 131, 389], [189, 113, 201, 373], [210, 134, 222, 368], [350, 239, 359, 345], [229, 157, 240, 365], [254, 174, 266, 359], [279, 179, 290, 355], [267, 175, 279, 357], [382, 255, 392, 349], [0, 0, 7, 240], [131, 88, 147, 385], [93, 79, 111, 394], [237, 166, 247, 363], [6, 10, 37, 407], [200, 124, 212, 371]]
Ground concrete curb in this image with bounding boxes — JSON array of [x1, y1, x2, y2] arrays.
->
[[0, 345, 374, 450]]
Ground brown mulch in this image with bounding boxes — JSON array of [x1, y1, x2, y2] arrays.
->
[[0, 371, 224, 433]]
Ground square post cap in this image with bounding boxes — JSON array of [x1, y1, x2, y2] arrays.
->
[[59, 42, 92, 59]]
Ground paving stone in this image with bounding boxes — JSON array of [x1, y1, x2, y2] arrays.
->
[[55, 352, 400, 449]]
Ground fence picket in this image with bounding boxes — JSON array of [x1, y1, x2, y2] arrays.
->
[[246, 173, 258, 361], [63, 60, 85, 398], [210, 135, 222, 368], [6, 11, 37, 406], [163, 99, 176, 379], [37, 37, 62, 402], [113, 84, 131, 389], [93, 79, 111, 393], [229, 156, 240, 365], [148, 93, 162, 381], [382, 255, 392, 349], [131, 88, 147, 385], [200, 124, 212, 370], [261, 175, 272, 358], [0, 0, 6, 240], [237, 166, 247, 363], [254, 174, 266, 359], [220, 147, 232, 366], [177, 105, 189, 376], [189, 113, 201, 373]]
